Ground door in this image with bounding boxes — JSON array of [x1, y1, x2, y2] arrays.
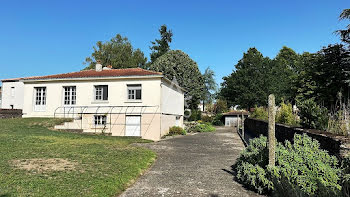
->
[[225, 117, 236, 127], [125, 116, 141, 136]]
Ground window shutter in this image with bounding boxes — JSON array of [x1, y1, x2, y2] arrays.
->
[[103, 86, 108, 100]]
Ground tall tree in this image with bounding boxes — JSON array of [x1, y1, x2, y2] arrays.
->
[[84, 34, 147, 69], [149, 25, 173, 63], [220, 48, 272, 109], [149, 50, 204, 109], [202, 67, 218, 110], [336, 9, 350, 44]]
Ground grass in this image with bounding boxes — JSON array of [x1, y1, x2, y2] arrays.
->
[[0, 118, 156, 197]]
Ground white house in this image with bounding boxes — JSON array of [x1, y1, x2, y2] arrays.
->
[[1, 63, 185, 141], [1, 78, 24, 110]]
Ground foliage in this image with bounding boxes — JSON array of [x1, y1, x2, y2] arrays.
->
[[149, 50, 204, 109], [149, 24, 173, 63], [192, 123, 216, 133], [202, 67, 218, 105], [186, 122, 216, 133], [84, 34, 147, 69], [276, 101, 299, 126], [336, 9, 350, 44], [233, 134, 341, 196], [201, 115, 213, 123], [214, 99, 228, 114], [212, 113, 224, 126], [187, 109, 202, 121], [0, 118, 155, 196], [219, 47, 298, 109], [298, 99, 328, 130], [250, 106, 268, 121], [168, 126, 186, 136], [341, 155, 350, 197]]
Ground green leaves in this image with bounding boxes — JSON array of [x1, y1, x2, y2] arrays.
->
[[149, 50, 204, 109], [149, 25, 173, 63], [84, 34, 147, 69], [233, 134, 342, 196]]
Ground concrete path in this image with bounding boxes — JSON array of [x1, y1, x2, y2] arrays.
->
[[121, 127, 260, 197]]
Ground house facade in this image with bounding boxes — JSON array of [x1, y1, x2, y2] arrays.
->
[[2, 64, 185, 141], [1, 78, 24, 110]]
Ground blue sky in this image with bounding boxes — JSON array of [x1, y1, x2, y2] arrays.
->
[[0, 0, 349, 86]]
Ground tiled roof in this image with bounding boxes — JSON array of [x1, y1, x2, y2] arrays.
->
[[223, 111, 249, 116], [19, 68, 162, 81], [2, 77, 25, 82]]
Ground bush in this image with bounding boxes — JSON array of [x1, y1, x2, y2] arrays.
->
[[341, 155, 350, 197], [187, 122, 216, 133], [298, 99, 328, 130], [168, 126, 186, 136], [250, 106, 268, 121], [212, 113, 224, 126], [233, 134, 341, 196], [187, 110, 202, 121], [201, 115, 213, 123], [276, 102, 299, 126]]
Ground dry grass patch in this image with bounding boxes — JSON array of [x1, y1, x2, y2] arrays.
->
[[10, 158, 78, 173]]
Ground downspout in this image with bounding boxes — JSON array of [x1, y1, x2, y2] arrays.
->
[[160, 80, 162, 139]]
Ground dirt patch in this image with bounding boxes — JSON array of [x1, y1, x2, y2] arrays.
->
[[10, 158, 78, 173]]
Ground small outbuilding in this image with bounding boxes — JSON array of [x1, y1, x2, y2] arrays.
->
[[222, 111, 249, 127]]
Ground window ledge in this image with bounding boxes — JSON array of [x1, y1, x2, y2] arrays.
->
[[125, 100, 142, 103], [91, 101, 109, 104]]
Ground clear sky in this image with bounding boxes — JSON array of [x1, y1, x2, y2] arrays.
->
[[0, 0, 349, 86]]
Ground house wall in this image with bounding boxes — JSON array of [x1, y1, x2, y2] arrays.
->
[[159, 79, 184, 136], [1, 81, 24, 109], [22, 77, 162, 117], [77, 113, 162, 141]]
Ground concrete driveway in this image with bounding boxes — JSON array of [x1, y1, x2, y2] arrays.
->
[[121, 127, 260, 197]]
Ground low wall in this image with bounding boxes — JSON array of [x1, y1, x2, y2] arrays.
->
[[0, 109, 22, 119], [244, 118, 350, 158]]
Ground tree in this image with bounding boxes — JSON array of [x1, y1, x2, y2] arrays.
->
[[219, 48, 272, 109], [202, 67, 218, 110], [149, 50, 204, 109], [84, 34, 147, 69], [149, 25, 173, 63], [336, 9, 350, 44]]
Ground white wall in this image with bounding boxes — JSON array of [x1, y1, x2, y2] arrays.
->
[[1, 81, 24, 109], [160, 79, 184, 116], [22, 77, 162, 117]]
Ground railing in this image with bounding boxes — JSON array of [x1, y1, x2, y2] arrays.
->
[[53, 105, 160, 134]]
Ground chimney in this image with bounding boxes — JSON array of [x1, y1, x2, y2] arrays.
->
[[95, 60, 102, 72]]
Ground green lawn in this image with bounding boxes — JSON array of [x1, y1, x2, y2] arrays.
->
[[0, 118, 156, 197]]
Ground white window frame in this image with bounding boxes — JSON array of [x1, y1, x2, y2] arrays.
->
[[34, 87, 46, 112], [63, 86, 76, 105], [94, 85, 108, 101], [94, 115, 107, 126], [127, 84, 142, 101]]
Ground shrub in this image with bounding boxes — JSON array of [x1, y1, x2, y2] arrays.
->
[[188, 122, 216, 133], [250, 106, 268, 121], [298, 99, 328, 130], [168, 126, 186, 136], [341, 155, 350, 197], [201, 115, 213, 123], [276, 102, 299, 126], [212, 113, 224, 126], [233, 134, 341, 196], [187, 110, 202, 121]]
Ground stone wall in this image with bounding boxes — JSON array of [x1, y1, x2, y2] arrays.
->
[[244, 118, 350, 159], [0, 109, 22, 119]]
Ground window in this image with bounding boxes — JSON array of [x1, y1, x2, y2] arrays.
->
[[35, 87, 46, 105], [10, 87, 15, 97], [63, 86, 76, 105], [127, 84, 142, 101], [94, 85, 108, 101], [94, 115, 107, 125]]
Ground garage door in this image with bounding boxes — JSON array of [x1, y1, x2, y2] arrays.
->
[[125, 116, 141, 136], [225, 117, 236, 127]]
